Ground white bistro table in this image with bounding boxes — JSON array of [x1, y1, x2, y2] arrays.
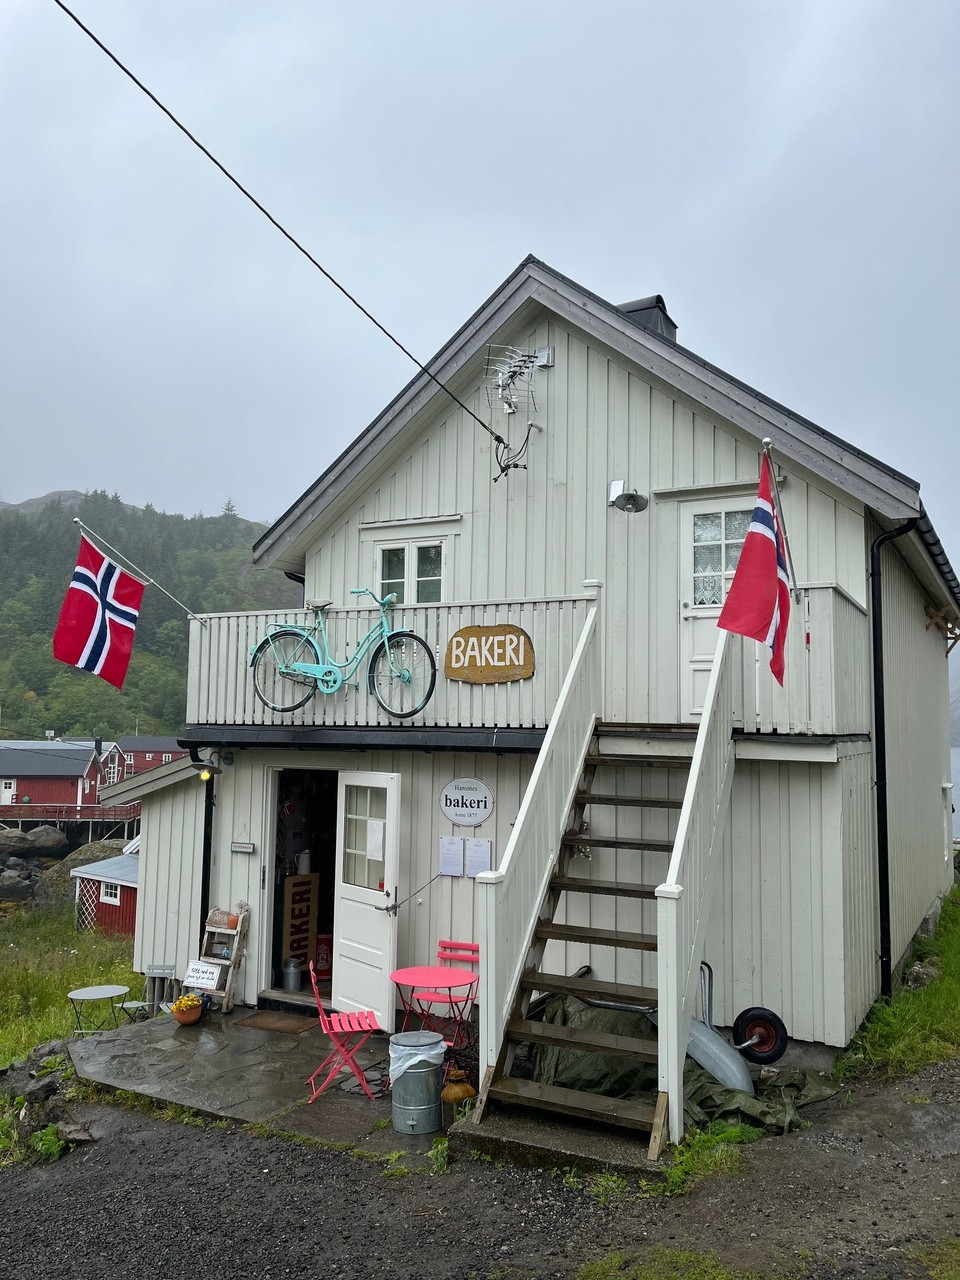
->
[[67, 984, 129, 1035]]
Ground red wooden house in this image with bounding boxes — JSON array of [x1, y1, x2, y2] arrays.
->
[[71, 838, 139, 936], [0, 742, 104, 809]]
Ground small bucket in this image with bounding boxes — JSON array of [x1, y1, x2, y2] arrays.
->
[[389, 1031, 445, 1134], [281, 957, 302, 992]]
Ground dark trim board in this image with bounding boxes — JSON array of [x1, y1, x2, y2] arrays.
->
[[179, 725, 546, 753]]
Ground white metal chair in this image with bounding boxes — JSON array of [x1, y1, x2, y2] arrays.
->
[[117, 964, 178, 1021]]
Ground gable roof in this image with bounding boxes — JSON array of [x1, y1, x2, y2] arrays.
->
[[70, 850, 139, 887], [0, 744, 96, 778], [252, 255, 959, 612]]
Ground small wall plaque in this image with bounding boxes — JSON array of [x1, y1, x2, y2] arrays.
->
[[444, 624, 534, 683], [231, 841, 255, 855]]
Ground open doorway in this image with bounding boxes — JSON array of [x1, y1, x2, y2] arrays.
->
[[269, 769, 337, 1003]]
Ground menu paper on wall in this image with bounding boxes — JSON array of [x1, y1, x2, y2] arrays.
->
[[465, 838, 492, 878], [439, 836, 464, 877]]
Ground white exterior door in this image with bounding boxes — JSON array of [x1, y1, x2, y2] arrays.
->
[[1, 780, 14, 804], [679, 498, 752, 718], [333, 771, 400, 1030]]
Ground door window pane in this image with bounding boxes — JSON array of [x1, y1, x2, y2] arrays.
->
[[342, 784, 387, 891], [691, 508, 751, 606]]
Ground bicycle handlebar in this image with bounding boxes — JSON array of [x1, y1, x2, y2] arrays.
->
[[349, 587, 398, 608]]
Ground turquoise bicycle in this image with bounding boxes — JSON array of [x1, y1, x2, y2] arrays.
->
[[249, 588, 436, 719]]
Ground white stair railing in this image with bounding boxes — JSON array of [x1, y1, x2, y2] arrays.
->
[[656, 627, 740, 1144], [476, 586, 603, 1076]]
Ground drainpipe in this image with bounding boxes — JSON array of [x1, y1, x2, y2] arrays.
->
[[870, 517, 918, 998], [189, 747, 215, 952]]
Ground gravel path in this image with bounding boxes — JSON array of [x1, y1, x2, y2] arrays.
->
[[2, 1058, 960, 1279]]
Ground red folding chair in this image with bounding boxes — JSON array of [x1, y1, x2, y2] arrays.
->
[[411, 940, 480, 1047], [306, 960, 382, 1102]]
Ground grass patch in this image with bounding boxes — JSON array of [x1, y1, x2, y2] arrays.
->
[[587, 1170, 629, 1205], [0, 905, 139, 1066], [836, 889, 960, 1079], [915, 1236, 960, 1279], [577, 1246, 765, 1279], [639, 1122, 764, 1198]]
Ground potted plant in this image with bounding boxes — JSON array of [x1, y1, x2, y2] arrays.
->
[[171, 993, 203, 1026]]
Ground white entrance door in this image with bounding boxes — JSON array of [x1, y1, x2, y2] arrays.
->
[[1, 780, 14, 804], [679, 498, 752, 719], [333, 771, 400, 1030]]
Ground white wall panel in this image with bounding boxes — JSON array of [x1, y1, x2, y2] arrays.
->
[[134, 776, 207, 979]]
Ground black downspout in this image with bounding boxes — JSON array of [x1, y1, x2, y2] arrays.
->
[[870, 517, 918, 998], [188, 747, 215, 952], [198, 777, 215, 953]]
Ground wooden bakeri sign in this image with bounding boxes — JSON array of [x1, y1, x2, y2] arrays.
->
[[444, 624, 535, 684]]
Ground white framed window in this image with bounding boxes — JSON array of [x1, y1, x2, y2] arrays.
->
[[105, 760, 119, 784], [162, 753, 172, 763], [124, 753, 134, 765], [145, 753, 154, 761], [378, 541, 444, 604], [99, 882, 120, 905], [690, 508, 752, 605]]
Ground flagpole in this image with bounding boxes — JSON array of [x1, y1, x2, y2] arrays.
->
[[761, 439, 801, 603], [73, 518, 208, 627]]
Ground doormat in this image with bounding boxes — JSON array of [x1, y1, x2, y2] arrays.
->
[[232, 1011, 315, 1034]]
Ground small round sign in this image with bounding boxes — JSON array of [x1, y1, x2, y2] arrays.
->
[[439, 777, 494, 827]]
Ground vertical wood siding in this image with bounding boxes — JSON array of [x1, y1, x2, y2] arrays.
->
[[879, 539, 954, 965], [705, 758, 849, 1046], [838, 746, 879, 1039], [206, 749, 534, 1008], [133, 777, 208, 978]]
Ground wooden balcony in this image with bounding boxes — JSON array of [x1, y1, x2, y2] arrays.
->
[[186, 594, 596, 731]]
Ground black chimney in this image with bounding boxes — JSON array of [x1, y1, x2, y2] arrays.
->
[[619, 294, 678, 343]]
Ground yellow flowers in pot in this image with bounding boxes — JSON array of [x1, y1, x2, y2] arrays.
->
[[171, 993, 201, 1013]]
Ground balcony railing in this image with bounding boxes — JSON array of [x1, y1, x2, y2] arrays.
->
[[186, 594, 596, 730]]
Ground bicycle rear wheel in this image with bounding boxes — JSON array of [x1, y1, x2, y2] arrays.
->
[[368, 633, 436, 719], [251, 630, 320, 712]]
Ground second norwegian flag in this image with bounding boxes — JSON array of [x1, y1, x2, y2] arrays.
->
[[53, 535, 147, 689], [717, 453, 791, 685]]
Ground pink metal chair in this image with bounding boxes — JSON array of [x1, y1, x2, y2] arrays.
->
[[411, 940, 480, 1046], [306, 960, 382, 1102]]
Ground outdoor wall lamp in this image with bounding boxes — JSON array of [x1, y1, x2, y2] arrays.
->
[[189, 749, 234, 781], [608, 480, 649, 513]]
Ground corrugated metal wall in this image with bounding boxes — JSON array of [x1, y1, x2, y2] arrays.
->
[[879, 537, 954, 966], [134, 775, 208, 977], [206, 750, 534, 1007], [302, 314, 869, 726]]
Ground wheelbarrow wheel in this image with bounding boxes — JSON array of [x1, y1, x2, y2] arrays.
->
[[732, 1007, 788, 1064]]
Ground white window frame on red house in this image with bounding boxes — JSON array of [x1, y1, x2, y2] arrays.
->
[[99, 882, 120, 905]]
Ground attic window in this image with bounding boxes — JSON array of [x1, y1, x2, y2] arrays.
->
[[379, 542, 443, 604]]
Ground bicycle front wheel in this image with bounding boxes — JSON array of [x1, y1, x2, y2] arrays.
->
[[251, 629, 320, 712], [368, 633, 436, 719]]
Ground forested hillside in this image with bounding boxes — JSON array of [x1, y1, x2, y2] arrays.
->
[[0, 490, 299, 739]]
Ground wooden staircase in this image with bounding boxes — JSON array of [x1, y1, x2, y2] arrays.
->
[[480, 722, 696, 1158]]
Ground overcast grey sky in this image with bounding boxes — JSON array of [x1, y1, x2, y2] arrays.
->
[[2, 1, 958, 559]]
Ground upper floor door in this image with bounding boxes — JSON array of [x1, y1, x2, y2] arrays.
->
[[679, 497, 752, 719]]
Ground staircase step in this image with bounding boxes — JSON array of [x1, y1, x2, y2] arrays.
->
[[506, 1018, 658, 1062], [552, 876, 658, 899], [561, 834, 674, 854], [520, 970, 659, 1007], [596, 721, 697, 738], [488, 1076, 656, 1132], [576, 792, 684, 809], [588, 754, 691, 770], [535, 922, 657, 950]]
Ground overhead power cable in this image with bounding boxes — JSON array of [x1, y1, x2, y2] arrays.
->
[[51, 1, 532, 476]]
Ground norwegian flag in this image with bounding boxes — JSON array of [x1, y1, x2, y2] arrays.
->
[[53, 536, 147, 689], [717, 453, 791, 684]]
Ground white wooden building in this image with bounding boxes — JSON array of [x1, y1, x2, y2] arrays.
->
[[110, 258, 959, 1149]]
